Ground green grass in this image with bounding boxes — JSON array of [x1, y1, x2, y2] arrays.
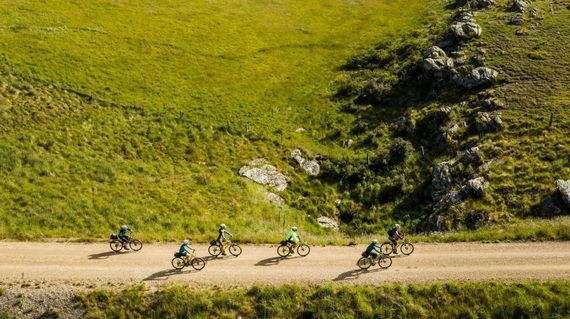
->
[[74, 281, 570, 318]]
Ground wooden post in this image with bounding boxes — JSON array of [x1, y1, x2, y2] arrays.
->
[[549, 112, 554, 128]]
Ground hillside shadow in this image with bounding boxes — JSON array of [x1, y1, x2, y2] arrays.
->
[[88, 251, 123, 260], [333, 267, 385, 282], [254, 256, 302, 266], [143, 268, 188, 281]]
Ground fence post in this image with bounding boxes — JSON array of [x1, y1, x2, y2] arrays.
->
[[548, 112, 554, 128]]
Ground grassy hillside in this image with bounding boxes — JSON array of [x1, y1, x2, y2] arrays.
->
[[69, 281, 570, 318], [0, 0, 446, 241]]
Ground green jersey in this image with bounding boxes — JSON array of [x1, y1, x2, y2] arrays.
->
[[286, 230, 299, 242]]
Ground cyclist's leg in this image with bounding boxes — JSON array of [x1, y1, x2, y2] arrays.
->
[[369, 252, 378, 265], [390, 238, 398, 253]]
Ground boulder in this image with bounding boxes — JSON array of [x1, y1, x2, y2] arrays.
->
[[556, 180, 570, 207], [317, 216, 339, 231], [478, 98, 504, 110], [450, 21, 482, 40], [476, 112, 503, 133], [295, 127, 305, 133], [465, 177, 489, 197], [460, 67, 498, 89], [432, 161, 455, 200], [462, 146, 483, 166], [511, 0, 528, 12], [291, 149, 320, 176], [238, 159, 288, 191], [434, 190, 465, 212], [264, 191, 285, 206], [422, 46, 455, 80], [472, 0, 495, 8], [509, 15, 525, 25]]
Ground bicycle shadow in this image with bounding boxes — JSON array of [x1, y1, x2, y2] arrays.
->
[[201, 254, 237, 262], [143, 268, 189, 281], [255, 255, 302, 266], [333, 268, 385, 282], [88, 251, 124, 260]]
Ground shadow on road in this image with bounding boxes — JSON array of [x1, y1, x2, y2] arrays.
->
[[88, 251, 123, 260], [333, 268, 385, 282], [143, 268, 188, 281], [255, 255, 302, 266]]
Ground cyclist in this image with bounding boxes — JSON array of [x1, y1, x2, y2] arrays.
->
[[216, 223, 233, 256], [364, 239, 382, 265], [179, 239, 193, 259], [388, 224, 404, 254], [118, 225, 130, 250], [285, 226, 300, 253]]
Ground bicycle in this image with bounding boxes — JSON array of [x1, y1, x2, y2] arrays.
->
[[380, 238, 414, 256], [109, 233, 143, 252], [171, 248, 206, 271], [208, 239, 242, 257], [357, 252, 393, 270], [277, 240, 310, 257]]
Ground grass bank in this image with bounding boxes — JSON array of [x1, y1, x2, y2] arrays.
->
[[73, 281, 570, 319]]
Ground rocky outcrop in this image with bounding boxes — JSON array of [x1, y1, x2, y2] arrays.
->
[[291, 149, 320, 176], [465, 177, 489, 197], [422, 46, 455, 80], [317, 216, 339, 231], [509, 15, 525, 25], [459, 67, 498, 89], [431, 161, 454, 200], [264, 191, 285, 206], [511, 0, 528, 12], [462, 146, 483, 166], [238, 159, 288, 191], [450, 17, 482, 40], [472, 0, 494, 8], [557, 180, 570, 207], [476, 112, 503, 133]]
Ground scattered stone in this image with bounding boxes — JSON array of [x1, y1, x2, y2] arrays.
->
[[431, 161, 455, 200], [460, 67, 498, 89], [345, 139, 354, 147], [264, 191, 285, 206], [556, 180, 570, 207], [291, 149, 320, 176], [540, 196, 561, 215], [472, 0, 495, 9], [478, 97, 504, 110], [294, 127, 305, 133], [334, 198, 342, 206], [476, 112, 503, 133], [509, 15, 525, 25], [317, 216, 339, 231], [462, 146, 483, 166], [511, 0, 528, 12], [450, 21, 482, 40], [422, 46, 455, 80], [465, 177, 490, 197], [238, 159, 288, 191]]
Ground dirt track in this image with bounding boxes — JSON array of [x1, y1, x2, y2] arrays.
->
[[1, 242, 569, 286]]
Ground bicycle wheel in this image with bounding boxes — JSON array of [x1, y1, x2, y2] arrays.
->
[[129, 239, 143, 251], [357, 257, 372, 270], [380, 243, 393, 255], [110, 240, 123, 252], [297, 244, 310, 257], [172, 257, 186, 270], [400, 243, 414, 255], [191, 257, 206, 270], [208, 245, 222, 257], [229, 244, 242, 257], [378, 255, 393, 269], [277, 244, 291, 257]]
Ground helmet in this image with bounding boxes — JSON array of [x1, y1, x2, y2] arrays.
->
[[183, 239, 189, 244], [292, 226, 298, 231], [395, 224, 400, 229], [121, 225, 128, 230], [372, 239, 378, 243], [220, 224, 226, 228]]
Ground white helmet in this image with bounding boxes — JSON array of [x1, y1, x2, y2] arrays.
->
[[372, 239, 378, 243], [292, 226, 298, 231], [183, 239, 189, 244], [395, 224, 400, 229], [220, 224, 226, 228], [121, 225, 128, 230]]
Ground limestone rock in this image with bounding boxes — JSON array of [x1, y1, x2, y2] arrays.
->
[[511, 0, 528, 12], [422, 46, 455, 80], [465, 177, 489, 197], [476, 112, 503, 133], [472, 0, 495, 8], [291, 149, 320, 176], [238, 159, 288, 191], [264, 191, 285, 206], [432, 161, 454, 200], [460, 67, 498, 89], [317, 216, 339, 231], [462, 146, 483, 166], [556, 180, 570, 207], [509, 15, 525, 25], [450, 21, 482, 40]]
